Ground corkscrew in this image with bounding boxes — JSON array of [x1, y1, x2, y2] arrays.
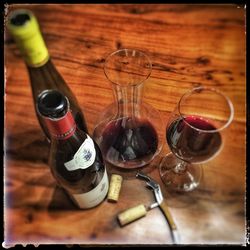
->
[[117, 171, 180, 244]]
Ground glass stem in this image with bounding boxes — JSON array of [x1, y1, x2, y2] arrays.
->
[[173, 160, 188, 174]]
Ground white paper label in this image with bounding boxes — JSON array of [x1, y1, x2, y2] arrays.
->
[[64, 135, 96, 171], [71, 169, 109, 209]]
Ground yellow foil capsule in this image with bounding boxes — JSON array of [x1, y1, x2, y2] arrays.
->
[[107, 174, 123, 202], [7, 9, 49, 67]]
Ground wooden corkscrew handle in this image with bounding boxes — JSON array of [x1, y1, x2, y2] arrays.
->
[[159, 199, 177, 230]]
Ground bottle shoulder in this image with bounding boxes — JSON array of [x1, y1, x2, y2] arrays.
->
[[50, 129, 102, 162], [51, 128, 87, 150], [49, 130, 106, 194]]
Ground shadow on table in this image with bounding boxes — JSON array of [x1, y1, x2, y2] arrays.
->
[[48, 186, 77, 210], [5, 129, 49, 164], [106, 154, 161, 180]]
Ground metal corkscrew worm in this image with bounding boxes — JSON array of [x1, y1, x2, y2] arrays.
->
[[117, 171, 180, 244]]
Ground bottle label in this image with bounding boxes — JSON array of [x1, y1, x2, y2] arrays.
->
[[64, 135, 96, 171], [8, 10, 49, 67], [71, 169, 109, 209]]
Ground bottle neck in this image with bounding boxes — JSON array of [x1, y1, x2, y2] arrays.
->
[[44, 110, 76, 140]]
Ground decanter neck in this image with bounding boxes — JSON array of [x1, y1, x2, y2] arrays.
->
[[112, 83, 143, 118]]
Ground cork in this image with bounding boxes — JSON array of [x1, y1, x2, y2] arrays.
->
[[107, 174, 123, 202], [117, 204, 147, 226]]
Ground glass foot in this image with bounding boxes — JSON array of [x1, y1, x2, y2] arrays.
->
[[159, 153, 203, 192]]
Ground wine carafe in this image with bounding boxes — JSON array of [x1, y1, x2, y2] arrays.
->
[[93, 49, 163, 169], [7, 9, 88, 139]]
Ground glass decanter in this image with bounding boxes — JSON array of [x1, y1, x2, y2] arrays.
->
[[93, 49, 163, 169]]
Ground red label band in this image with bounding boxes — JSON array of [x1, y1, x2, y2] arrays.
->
[[44, 111, 76, 140]]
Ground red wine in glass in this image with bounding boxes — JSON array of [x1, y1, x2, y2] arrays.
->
[[167, 115, 222, 163], [159, 87, 233, 192], [100, 117, 158, 168]]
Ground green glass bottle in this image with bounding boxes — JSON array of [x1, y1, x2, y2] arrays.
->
[[7, 9, 88, 140]]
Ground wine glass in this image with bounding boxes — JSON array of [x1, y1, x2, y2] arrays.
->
[[159, 86, 234, 192]]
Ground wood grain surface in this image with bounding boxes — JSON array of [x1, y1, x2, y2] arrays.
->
[[4, 4, 246, 246]]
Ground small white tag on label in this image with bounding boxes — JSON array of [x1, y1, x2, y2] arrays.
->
[[64, 135, 96, 171]]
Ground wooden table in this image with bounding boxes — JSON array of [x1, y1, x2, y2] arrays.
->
[[4, 4, 246, 246]]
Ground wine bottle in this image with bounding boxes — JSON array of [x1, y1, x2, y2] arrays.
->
[[7, 9, 88, 139], [36, 89, 109, 209]]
